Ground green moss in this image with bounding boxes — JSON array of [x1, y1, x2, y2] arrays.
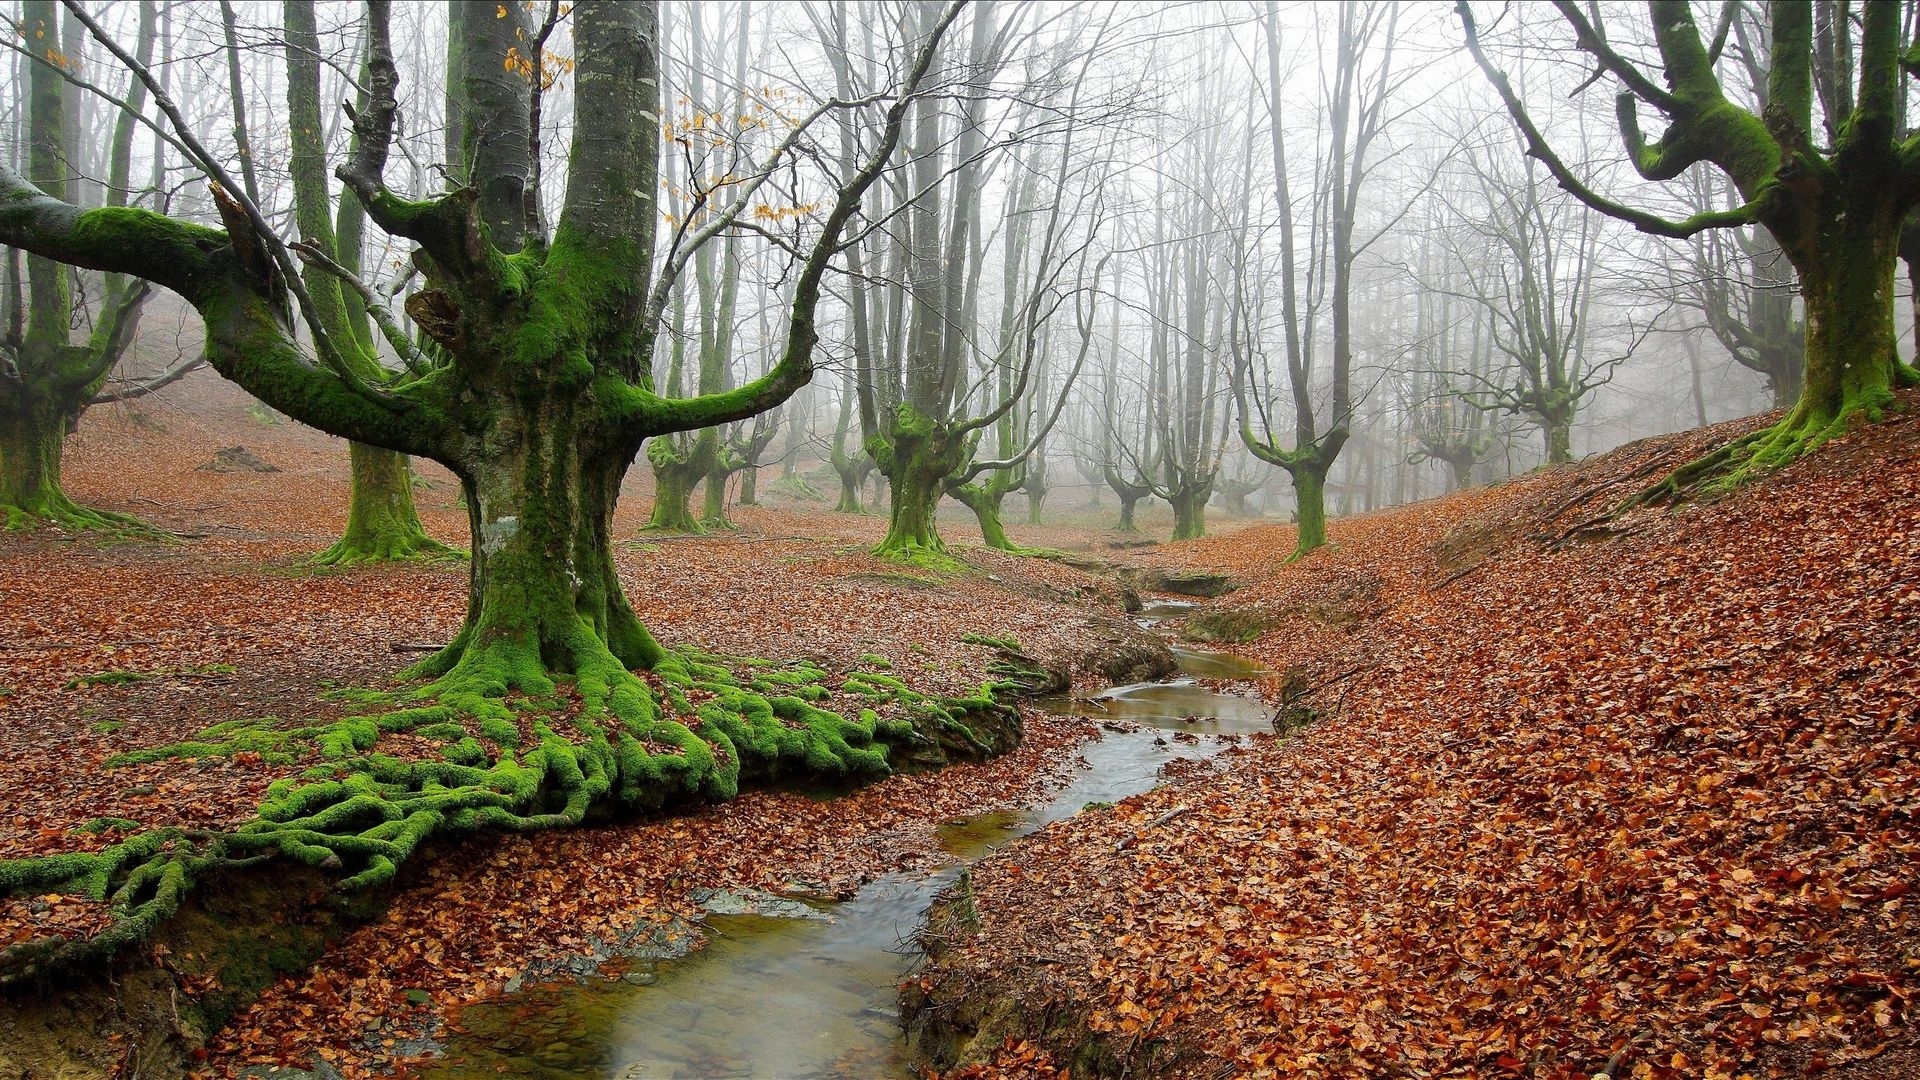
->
[[73, 817, 142, 835], [64, 670, 152, 690]]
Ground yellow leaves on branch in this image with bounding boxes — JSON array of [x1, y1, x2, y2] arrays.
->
[[502, 45, 575, 91]]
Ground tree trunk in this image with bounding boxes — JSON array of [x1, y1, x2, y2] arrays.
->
[[1291, 464, 1329, 555], [1447, 454, 1473, 494], [645, 436, 709, 533], [701, 463, 733, 529], [1760, 223, 1908, 465], [951, 482, 1014, 551], [422, 411, 662, 687], [1168, 486, 1208, 541], [879, 467, 946, 555], [833, 459, 864, 514], [315, 445, 452, 564], [739, 464, 758, 505], [872, 409, 969, 559], [1116, 492, 1141, 532], [1543, 412, 1574, 466], [0, 396, 69, 527]]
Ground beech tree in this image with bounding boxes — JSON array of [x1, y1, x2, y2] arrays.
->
[[1234, 0, 1403, 555], [1441, 145, 1644, 466], [1459, 0, 1920, 493]]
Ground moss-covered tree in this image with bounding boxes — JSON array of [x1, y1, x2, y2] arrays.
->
[[0, 0, 156, 532], [1459, 0, 1920, 493]]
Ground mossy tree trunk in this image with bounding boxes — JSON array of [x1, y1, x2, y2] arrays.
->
[[316, 443, 445, 564], [947, 467, 1020, 551], [1291, 463, 1328, 553], [420, 407, 661, 685], [1543, 404, 1574, 466], [0, 0, 154, 534], [1748, 210, 1910, 467], [872, 408, 970, 556], [1446, 453, 1474, 493], [831, 450, 868, 513], [645, 433, 709, 532], [0, 396, 71, 528], [1167, 482, 1209, 541], [287, 2, 450, 565]]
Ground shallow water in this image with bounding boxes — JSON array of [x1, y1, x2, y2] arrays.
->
[[418, 623, 1264, 1080]]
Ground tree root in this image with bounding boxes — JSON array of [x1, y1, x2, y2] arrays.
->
[[309, 529, 463, 567], [872, 539, 971, 576], [2, 490, 172, 539], [1561, 390, 1908, 541], [0, 636, 1030, 985]]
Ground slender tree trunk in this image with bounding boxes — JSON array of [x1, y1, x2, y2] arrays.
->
[[833, 460, 864, 513], [701, 462, 733, 528]]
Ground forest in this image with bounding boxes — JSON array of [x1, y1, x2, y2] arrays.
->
[[0, 1, 1914, 1078]]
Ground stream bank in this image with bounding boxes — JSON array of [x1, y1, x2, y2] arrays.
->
[[405, 603, 1269, 1080]]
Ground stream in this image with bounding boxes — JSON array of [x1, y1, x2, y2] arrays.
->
[[414, 602, 1268, 1080]]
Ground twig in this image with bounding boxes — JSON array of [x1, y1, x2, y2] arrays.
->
[[122, 496, 226, 512], [390, 642, 444, 653], [1431, 560, 1488, 592], [1115, 804, 1192, 851]]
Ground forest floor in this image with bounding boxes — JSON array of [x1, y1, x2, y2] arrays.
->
[[2, 377, 1915, 1080], [911, 398, 1920, 1079]]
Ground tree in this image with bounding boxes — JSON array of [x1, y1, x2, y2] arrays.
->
[[285, 0, 452, 564], [0, 0, 156, 532], [0, 1, 961, 954], [644, 0, 754, 533], [1235, 0, 1403, 556], [1441, 144, 1643, 466], [1459, 0, 1920, 495]]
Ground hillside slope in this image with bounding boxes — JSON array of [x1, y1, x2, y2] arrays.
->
[[909, 403, 1920, 1080]]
